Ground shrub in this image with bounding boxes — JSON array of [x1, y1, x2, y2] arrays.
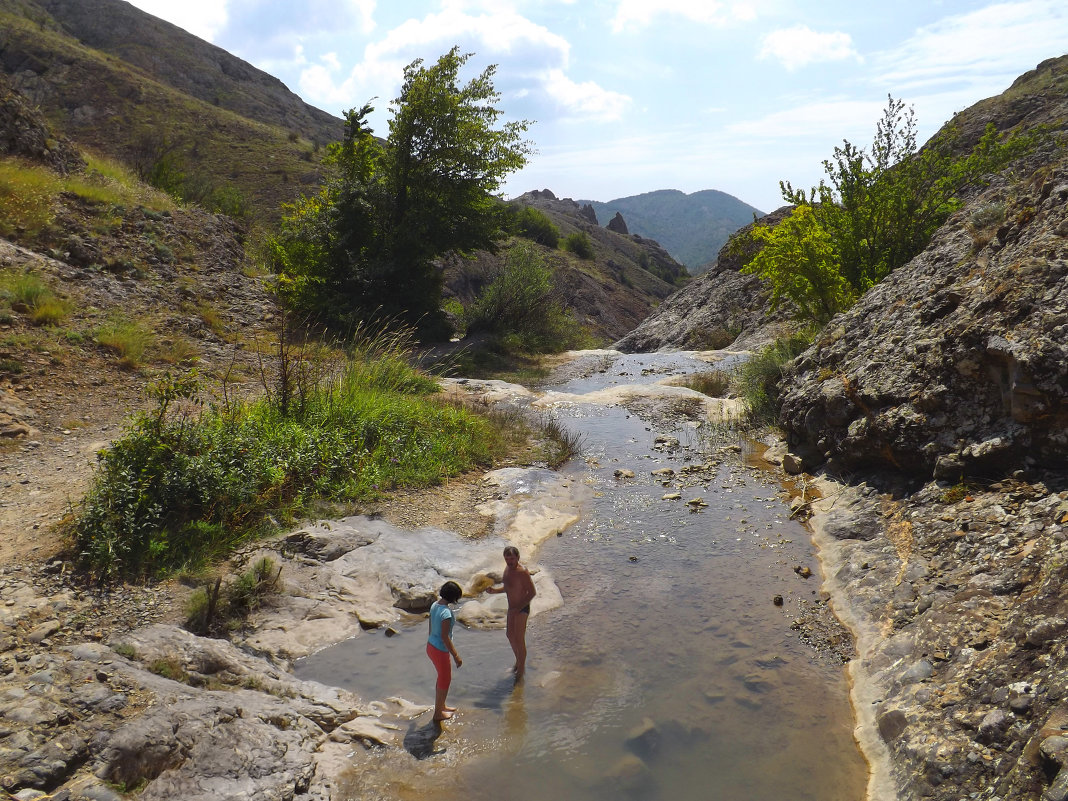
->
[[70, 337, 509, 579], [562, 231, 594, 259], [514, 206, 560, 248], [464, 242, 587, 353]]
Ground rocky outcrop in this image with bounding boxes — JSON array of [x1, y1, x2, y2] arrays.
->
[[607, 211, 629, 234], [779, 167, 1068, 479], [614, 205, 796, 351], [0, 73, 83, 173], [580, 203, 598, 224]]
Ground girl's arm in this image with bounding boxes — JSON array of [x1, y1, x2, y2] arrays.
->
[[441, 616, 462, 667]]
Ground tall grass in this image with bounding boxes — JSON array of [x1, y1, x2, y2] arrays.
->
[[0, 161, 59, 238], [95, 315, 155, 368], [71, 339, 508, 579], [737, 331, 814, 427], [0, 270, 70, 325]]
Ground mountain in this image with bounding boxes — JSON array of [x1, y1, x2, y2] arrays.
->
[[579, 189, 763, 272], [0, 0, 344, 221]]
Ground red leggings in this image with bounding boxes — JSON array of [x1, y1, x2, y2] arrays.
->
[[427, 643, 451, 691]]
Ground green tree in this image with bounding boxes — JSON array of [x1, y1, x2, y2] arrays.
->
[[270, 47, 532, 337], [743, 96, 1037, 323], [742, 204, 854, 325]]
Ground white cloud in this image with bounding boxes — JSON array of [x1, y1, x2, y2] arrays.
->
[[874, 0, 1068, 92], [759, 26, 860, 71], [541, 70, 631, 121], [126, 0, 229, 41], [298, 8, 627, 121], [610, 0, 755, 33]]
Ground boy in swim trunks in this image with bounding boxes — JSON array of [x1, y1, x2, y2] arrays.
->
[[486, 546, 536, 678]]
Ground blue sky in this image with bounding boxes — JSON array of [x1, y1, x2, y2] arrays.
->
[[125, 0, 1067, 212]]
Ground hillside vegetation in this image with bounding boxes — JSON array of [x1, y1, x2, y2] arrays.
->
[[0, 0, 342, 223]]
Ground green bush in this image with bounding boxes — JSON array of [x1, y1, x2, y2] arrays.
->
[[464, 242, 586, 353], [514, 206, 559, 248], [71, 343, 504, 579], [562, 231, 594, 259]]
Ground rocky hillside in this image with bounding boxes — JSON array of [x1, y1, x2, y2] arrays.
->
[[780, 54, 1068, 482], [0, 0, 343, 221], [760, 54, 1068, 801], [444, 189, 690, 342], [581, 188, 763, 271]]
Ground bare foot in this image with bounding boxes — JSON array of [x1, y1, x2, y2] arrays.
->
[[433, 710, 454, 721], [444, 705, 457, 712]]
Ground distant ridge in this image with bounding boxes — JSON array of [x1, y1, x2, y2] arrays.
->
[[580, 189, 763, 272]]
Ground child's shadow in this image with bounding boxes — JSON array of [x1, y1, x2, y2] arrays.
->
[[403, 719, 445, 760]]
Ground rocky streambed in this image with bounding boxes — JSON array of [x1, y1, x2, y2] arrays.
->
[[4, 348, 1065, 801]]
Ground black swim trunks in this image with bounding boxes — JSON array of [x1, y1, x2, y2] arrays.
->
[[517, 604, 530, 615]]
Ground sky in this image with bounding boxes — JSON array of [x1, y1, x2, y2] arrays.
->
[[123, 0, 1068, 213]]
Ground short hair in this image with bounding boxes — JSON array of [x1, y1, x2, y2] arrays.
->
[[503, 546, 519, 558], [440, 580, 462, 604]]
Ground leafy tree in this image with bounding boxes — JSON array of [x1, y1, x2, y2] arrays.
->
[[744, 96, 1037, 323], [742, 204, 854, 325], [269, 47, 532, 337]]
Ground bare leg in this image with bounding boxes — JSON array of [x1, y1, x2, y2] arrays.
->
[[433, 685, 454, 721], [507, 610, 529, 677]]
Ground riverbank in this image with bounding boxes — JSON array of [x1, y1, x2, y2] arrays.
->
[[800, 461, 1068, 800]]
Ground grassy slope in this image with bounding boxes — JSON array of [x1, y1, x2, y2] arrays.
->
[[0, 7, 332, 223]]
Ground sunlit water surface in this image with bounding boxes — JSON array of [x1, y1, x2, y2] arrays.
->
[[295, 351, 867, 800]]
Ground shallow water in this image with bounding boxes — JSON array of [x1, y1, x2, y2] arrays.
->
[[295, 351, 867, 800]]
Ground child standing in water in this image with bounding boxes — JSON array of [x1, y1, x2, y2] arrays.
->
[[427, 581, 463, 721], [487, 546, 537, 678]]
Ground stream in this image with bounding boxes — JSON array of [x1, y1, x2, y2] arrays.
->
[[295, 350, 868, 800]]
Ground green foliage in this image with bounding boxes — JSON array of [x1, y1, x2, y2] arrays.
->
[[742, 205, 856, 325], [269, 47, 532, 337], [512, 205, 560, 248], [747, 97, 1038, 324], [0, 270, 71, 325], [737, 331, 814, 426], [464, 242, 586, 353], [562, 231, 594, 259], [71, 340, 504, 579]]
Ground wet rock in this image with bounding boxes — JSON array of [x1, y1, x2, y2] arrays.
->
[[599, 753, 653, 795], [661, 492, 681, 501], [613, 469, 636, 479], [624, 717, 661, 759]]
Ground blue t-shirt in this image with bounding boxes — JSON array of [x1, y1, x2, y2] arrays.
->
[[428, 601, 454, 652]]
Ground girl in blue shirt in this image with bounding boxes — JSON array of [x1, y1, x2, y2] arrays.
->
[[427, 580, 463, 721]]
